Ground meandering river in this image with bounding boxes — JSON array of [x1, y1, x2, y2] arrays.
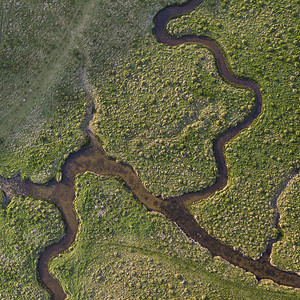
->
[[0, 0, 299, 299]]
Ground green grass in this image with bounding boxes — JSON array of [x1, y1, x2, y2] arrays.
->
[[167, 0, 299, 258], [49, 173, 299, 299], [0, 192, 64, 299], [91, 38, 254, 198], [271, 173, 300, 272]]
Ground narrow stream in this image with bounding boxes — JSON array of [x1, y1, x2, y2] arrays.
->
[[0, 0, 299, 299]]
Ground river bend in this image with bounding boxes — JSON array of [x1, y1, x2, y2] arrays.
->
[[0, 0, 299, 299]]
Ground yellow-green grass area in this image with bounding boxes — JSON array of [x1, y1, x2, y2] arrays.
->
[[0, 191, 64, 299], [1, 0, 189, 183], [271, 173, 300, 273], [91, 36, 254, 198], [167, 0, 300, 258], [49, 173, 299, 299]]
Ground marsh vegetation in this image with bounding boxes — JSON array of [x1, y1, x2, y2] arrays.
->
[[0, 0, 299, 297]]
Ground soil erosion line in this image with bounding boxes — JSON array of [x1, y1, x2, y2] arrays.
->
[[258, 172, 299, 263]]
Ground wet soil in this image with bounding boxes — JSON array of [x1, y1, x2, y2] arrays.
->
[[0, 0, 300, 299]]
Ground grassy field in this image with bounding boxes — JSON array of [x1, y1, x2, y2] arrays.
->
[[1, 0, 299, 297], [49, 173, 299, 299], [168, 0, 299, 258], [0, 192, 64, 299], [271, 173, 300, 273]]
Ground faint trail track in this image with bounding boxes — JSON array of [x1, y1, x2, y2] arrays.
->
[[0, 0, 300, 299]]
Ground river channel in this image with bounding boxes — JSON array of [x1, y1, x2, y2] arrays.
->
[[0, 0, 299, 299]]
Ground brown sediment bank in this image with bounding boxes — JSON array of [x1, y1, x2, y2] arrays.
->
[[0, 0, 300, 299]]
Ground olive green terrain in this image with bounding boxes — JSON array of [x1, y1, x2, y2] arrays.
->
[[0, 192, 64, 299], [49, 173, 299, 299], [168, 0, 299, 258], [271, 173, 300, 273]]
